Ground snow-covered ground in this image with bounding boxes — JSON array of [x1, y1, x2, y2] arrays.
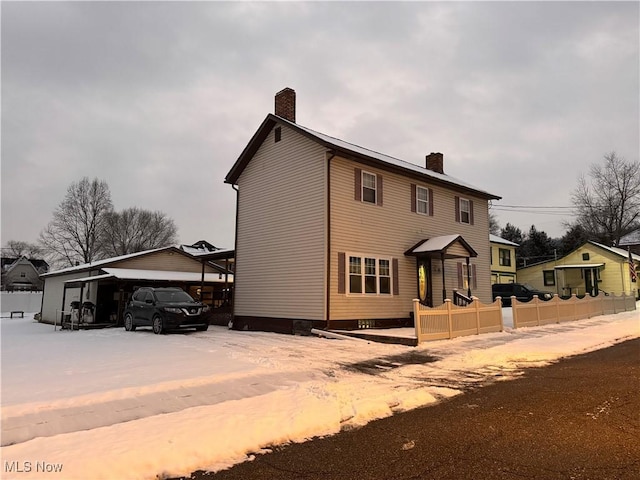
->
[[1, 305, 638, 480]]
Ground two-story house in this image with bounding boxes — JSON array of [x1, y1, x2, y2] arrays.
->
[[225, 88, 501, 333], [1, 256, 49, 291], [490, 234, 519, 284]]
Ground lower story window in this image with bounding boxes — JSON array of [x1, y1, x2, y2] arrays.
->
[[349, 255, 392, 295]]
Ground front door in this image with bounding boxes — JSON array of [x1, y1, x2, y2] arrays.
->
[[417, 258, 432, 306]]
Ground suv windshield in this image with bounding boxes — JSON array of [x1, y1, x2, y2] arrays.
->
[[154, 290, 195, 303]]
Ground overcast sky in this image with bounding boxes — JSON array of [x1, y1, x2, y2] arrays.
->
[[2, 1, 638, 251]]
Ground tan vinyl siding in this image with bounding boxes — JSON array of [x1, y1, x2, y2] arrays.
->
[[234, 124, 327, 320], [111, 251, 218, 273], [330, 156, 492, 320]]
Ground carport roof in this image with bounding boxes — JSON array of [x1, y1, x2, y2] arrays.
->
[[63, 268, 233, 284]]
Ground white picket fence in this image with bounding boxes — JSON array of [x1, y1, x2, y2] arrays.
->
[[412, 292, 637, 344], [413, 297, 503, 343], [511, 293, 637, 328]]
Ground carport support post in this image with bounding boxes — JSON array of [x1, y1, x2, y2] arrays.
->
[[200, 261, 205, 301], [60, 285, 68, 326]]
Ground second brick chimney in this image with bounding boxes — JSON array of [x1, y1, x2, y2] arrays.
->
[[275, 88, 296, 123], [426, 152, 444, 174]]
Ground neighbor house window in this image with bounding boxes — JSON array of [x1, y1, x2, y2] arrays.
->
[[416, 186, 429, 214], [362, 172, 377, 204], [543, 270, 556, 286], [582, 253, 590, 261], [348, 255, 392, 295], [274, 126, 281, 142], [499, 248, 511, 267], [20, 272, 26, 278]]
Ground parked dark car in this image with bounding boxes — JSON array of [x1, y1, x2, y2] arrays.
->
[[123, 287, 209, 334], [492, 283, 553, 307]]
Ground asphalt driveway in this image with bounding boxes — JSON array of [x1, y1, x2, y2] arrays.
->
[[175, 337, 640, 480]]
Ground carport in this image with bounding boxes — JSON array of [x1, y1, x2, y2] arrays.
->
[[40, 246, 234, 328], [60, 268, 233, 328]]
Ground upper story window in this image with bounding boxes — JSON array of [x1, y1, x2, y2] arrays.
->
[[354, 168, 383, 206], [411, 184, 433, 216], [460, 198, 471, 224], [416, 186, 429, 214], [362, 172, 377, 204], [499, 248, 511, 267], [274, 126, 282, 143], [455, 196, 474, 225]]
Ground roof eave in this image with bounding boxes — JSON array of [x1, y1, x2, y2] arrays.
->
[[225, 114, 501, 201]]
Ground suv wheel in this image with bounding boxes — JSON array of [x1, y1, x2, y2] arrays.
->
[[124, 313, 136, 331], [152, 315, 164, 335]]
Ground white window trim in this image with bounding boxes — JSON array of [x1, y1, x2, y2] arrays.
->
[[459, 197, 471, 224], [346, 253, 393, 296], [416, 185, 429, 215], [361, 171, 377, 204]]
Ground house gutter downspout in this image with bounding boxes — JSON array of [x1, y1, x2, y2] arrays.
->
[[231, 183, 240, 325], [326, 150, 336, 330]]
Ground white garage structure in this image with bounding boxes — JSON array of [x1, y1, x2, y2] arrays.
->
[[40, 247, 233, 328]]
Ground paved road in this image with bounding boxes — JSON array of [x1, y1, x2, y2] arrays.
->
[[176, 338, 640, 480]]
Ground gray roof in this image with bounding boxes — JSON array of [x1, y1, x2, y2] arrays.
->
[[619, 229, 640, 246], [226, 114, 501, 201], [489, 234, 519, 247], [590, 241, 640, 261]]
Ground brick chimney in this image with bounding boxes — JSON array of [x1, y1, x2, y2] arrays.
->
[[274, 87, 296, 122], [426, 152, 444, 174]]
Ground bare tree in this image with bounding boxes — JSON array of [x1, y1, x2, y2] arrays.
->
[[100, 207, 178, 257], [489, 211, 500, 235], [570, 152, 640, 246], [39, 177, 113, 267], [2, 240, 43, 258]]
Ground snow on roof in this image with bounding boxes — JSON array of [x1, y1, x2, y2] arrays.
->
[[275, 116, 501, 200], [590, 241, 640, 261], [411, 234, 462, 253], [187, 247, 234, 258], [490, 234, 519, 247]]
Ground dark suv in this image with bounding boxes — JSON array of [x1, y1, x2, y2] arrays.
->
[[492, 283, 553, 307], [123, 287, 209, 334]]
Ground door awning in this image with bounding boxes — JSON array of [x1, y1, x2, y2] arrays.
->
[[554, 263, 604, 270], [405, 234, 478, 259]]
